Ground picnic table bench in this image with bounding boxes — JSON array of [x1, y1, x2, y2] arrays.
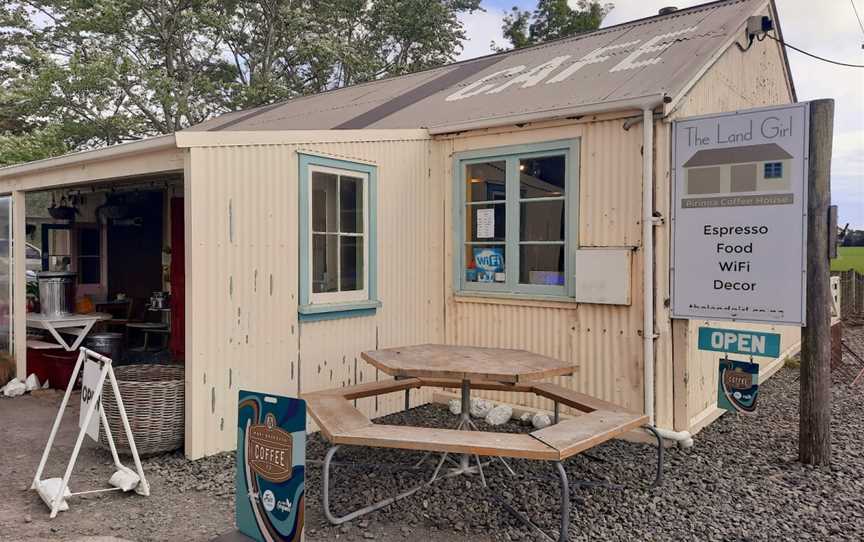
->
[[303, 345, 663, 542]]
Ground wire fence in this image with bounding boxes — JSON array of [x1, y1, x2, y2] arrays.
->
[[834, 270, 864, 322]]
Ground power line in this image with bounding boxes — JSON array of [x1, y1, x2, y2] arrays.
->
[[765, 34, 864, 68]]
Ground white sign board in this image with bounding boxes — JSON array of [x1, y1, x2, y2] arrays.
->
[[79, 360, 101, 442], [476, 208, 495, 239], [671, 103, 809, 325]]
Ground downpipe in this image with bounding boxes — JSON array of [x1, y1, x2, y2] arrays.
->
[[641, 105, 694, 450]]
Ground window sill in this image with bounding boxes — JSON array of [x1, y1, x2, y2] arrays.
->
[[453, 291, 578, 310], [298, 300, 381, 322]]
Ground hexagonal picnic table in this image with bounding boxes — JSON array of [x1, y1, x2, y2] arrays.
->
[[303, 344, 663, 542]]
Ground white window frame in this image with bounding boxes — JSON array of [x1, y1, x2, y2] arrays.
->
[[307, 164, 370, 305]]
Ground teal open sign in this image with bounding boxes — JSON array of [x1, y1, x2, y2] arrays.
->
[[697, 327, 781, 358]]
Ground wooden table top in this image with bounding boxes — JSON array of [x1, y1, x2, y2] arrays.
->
[[361, 344, 575, 384]]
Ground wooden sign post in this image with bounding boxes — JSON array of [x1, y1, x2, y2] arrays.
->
[[800, 99, 834, 465]]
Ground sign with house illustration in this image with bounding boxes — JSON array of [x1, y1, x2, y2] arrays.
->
[[671, 103, 809, 325], [683, 143, 793, 200]]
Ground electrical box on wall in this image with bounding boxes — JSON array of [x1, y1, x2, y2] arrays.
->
[[573, 248, 632, 305]]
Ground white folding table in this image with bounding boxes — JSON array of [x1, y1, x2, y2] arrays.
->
[[26, 313, 111, 352]]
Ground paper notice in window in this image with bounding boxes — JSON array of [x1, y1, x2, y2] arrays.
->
[[476, 208, 495, 239]]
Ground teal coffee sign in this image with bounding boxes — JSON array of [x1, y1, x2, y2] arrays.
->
[[697, 327, 781, 358]]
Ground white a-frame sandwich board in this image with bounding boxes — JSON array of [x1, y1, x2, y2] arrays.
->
[[31, 347, 150, 518]]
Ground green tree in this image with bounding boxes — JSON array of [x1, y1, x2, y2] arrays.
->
[[499, 0, 612, 50], [0, 0, 480, 163]]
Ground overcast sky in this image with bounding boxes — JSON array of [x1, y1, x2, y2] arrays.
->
[[459, 0, 864, 229]]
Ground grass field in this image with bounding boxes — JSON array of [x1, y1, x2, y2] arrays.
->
[[832, 246, 864, 273]]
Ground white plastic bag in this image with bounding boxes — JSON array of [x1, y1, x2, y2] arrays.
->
[[2, 378, 25, 397], [25, 373, 41, 392]]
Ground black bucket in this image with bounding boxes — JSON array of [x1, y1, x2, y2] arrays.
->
[[84, 332, 124, 364]]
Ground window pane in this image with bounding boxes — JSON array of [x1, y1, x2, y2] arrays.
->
[[466, 161, 506, 203], [312, 233, 338, 293], [312, 171, 338, 232], [520, 244, 565, 285], [465, 245, 506, 284], [340, 175, 364, 234], [79, 257, 100, 284], [466, 203, 506, 242], [764, 162, 783, 179], [340, 236, 364, 291], [48, 255, 71, 272], [520, 155, 565, 198], [520, 200, 564, 242], [48, 229, 71, 256], [79, 228, 99, 256]]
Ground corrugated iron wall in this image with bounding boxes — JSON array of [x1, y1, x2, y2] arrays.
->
[[186, 136, 441, 458], [439, 118, 647, 415]]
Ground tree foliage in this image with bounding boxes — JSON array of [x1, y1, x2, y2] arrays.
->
[[0, 0, 480, 163], [499, 0, 612, 50]]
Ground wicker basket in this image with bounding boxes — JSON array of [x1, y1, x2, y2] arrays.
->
[[100, 364, 184, 455]]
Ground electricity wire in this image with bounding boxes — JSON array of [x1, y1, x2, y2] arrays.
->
[[765, 33, 864, 68]]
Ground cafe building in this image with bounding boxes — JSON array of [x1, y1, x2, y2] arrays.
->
[[0, 0, 801, 459]]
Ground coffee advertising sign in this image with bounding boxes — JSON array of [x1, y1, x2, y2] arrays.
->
[[717, 358, 760, 414], [671, 103, 809, 325], [237, 391, 305, 541]]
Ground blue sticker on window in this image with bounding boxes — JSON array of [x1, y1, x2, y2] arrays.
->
[[472, 247, 505, 282]]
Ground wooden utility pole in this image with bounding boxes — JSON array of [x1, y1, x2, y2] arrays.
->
[[800, 99, 834, 465]]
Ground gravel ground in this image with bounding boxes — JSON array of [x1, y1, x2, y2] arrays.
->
[[3, 327, 864, 541], [300, 358, 864, 542]]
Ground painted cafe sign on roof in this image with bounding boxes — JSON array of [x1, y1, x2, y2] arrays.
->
[[446, 26, 699, 101]]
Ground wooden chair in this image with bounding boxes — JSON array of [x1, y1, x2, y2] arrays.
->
[[97, 299, 140, 333]]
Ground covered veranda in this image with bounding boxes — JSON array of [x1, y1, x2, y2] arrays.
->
[[0, 135, 186, 385]]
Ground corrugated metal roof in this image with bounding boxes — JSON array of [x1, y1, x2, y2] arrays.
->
[[188, 0, 767, 133]]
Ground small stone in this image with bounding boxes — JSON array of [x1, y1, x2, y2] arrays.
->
[[362, 532, 376, 539], [23, 515, 32, 523], [470, 398, 494, 418], [485, 404, 513, 426], [532, 413, 552, 429], [447, 399, 461, 416], [518, 412, 533, 425]]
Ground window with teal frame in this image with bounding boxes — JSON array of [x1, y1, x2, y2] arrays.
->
[[453, 139, 580, 299], [298, 152, 379, 321]]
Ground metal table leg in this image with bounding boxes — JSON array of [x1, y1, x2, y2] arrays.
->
[[458, 379, 471, 471], [323, 445, 440, 525], [642, 425, 664, 487], [556, 462, 571, 542], [484, 460, 571, 542]]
